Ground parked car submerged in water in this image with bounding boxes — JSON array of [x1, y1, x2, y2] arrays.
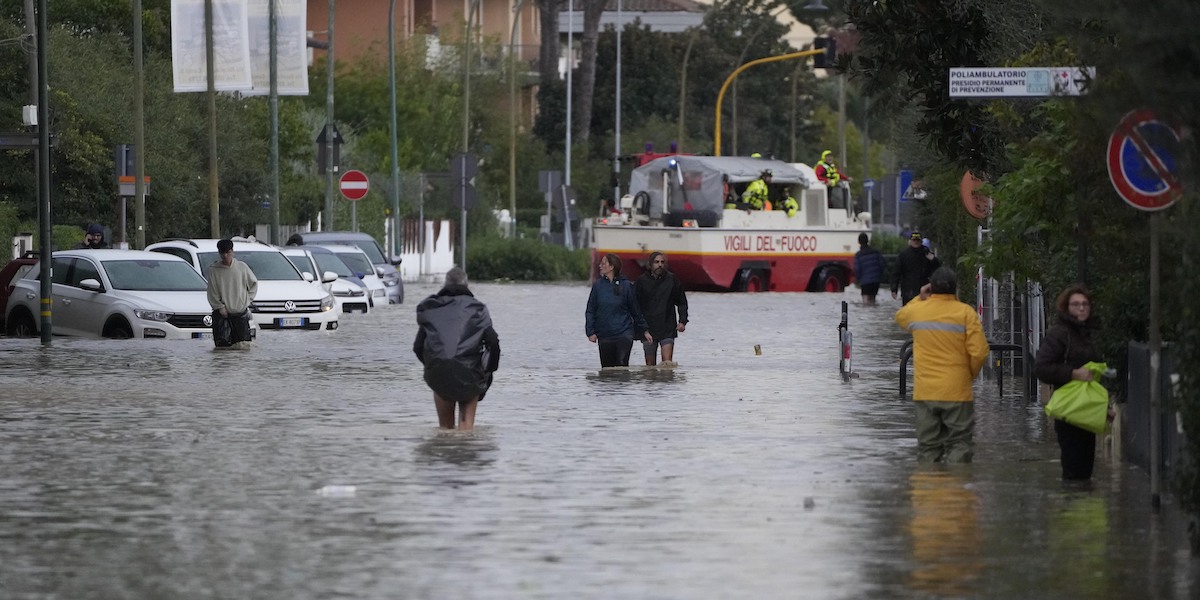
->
[[285, 231, 403, 304], [280, 246, 370, 314], [4, 249, 251, 340]]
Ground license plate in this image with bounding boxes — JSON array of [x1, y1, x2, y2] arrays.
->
[[276, 317, 307, 328], [193, 332, 212, 339]]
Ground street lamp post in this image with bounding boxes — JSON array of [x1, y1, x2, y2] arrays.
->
[[714, 48, 824, 156], [510, 0, 529, 236]]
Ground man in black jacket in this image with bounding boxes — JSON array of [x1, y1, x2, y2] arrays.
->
[[892, 232, 941, 305], [635, 252, 689, 366]]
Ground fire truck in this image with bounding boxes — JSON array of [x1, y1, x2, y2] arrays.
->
[[584, 155, 868, 292]]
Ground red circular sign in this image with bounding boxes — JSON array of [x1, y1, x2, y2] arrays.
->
[[339, 169, 369, 201], [1106, 109, 1182, 211]]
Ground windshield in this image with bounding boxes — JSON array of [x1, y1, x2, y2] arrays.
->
[[285, 254, 316, 278], [313, 253, 354, 278], [199, 250, 302, 281], [102, 260, 208, 291], [347, 240, 386, 263], [334, 251, 373, 276]]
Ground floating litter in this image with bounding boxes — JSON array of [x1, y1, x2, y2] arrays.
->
[[754, 344, 762, 356], [317, 485, 357, 497]]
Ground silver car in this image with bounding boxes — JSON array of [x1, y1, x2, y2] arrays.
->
[[4, 249, 249, 340]]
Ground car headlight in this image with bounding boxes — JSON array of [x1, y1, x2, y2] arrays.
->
[[321, 294, 334, 311], [134, 309, 173, 322], [383, 278, 398, 287]]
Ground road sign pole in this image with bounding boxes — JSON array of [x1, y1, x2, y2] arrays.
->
[[352, 200, 358, 232], [1149, 211, 1162, 509]]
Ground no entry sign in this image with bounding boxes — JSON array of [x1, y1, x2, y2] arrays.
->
[[1106, 109, 1182, 211], [339, 169, 369, 201]]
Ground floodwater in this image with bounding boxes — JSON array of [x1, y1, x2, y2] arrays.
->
[[0, 282, 1196, 599]]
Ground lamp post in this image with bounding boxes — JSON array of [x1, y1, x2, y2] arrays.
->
[[714, 48, 824, 156], [389, 0, 401, 256], [510, 0, 529, 235], [462, 0, 481, 153]]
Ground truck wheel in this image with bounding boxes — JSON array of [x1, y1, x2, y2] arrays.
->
[[733, 268, 768, 293], [818, 267, 846, 292]]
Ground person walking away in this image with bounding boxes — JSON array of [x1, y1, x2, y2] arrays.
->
[[586, 253, 652, 367], [740, 169, 772, 210], [894, 267, 990, 463], [635, 252, 689, 366], [413, 267, 500, 431], [1034, 284, 1104, 480], [74, 224, 111, 249], [854, 233, 887, 305], [892, 231, 942, 304], [206, 238, 257, 347]]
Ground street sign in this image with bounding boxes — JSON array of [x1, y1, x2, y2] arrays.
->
[[339, 169, 369, 201], [316, 125, 343, 175], [1106, 109, 1182, 212], [452, 153, 478, 210], [959, 171, 991, 219], [949, 67, 1095, 98]]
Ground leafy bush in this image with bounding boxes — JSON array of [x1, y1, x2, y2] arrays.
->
[[467, 237, 590, 281]]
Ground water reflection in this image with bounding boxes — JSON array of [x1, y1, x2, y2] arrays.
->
[[906, 468, 983, 598], [415, 431, 498, 469]]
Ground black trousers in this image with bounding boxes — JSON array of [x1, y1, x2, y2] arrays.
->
[[212, 310, 252, 347], [597, 336, 634, 367], [1054, 419, 1096, 480]]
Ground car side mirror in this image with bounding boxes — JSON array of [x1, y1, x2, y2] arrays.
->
[[321, 270, 338, 284], [79, 278, 103, 292], [375, 265, 388, 277], [391, 255, 403, 265], [301, 271, 315, 282]]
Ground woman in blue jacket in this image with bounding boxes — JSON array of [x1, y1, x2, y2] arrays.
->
[[585, 253, 652, 367]]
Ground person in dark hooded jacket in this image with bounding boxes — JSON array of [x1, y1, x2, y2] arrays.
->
[[1035, 284, 1104, 480], [413, 267, 500, 431], [635, 251, 688, 366]]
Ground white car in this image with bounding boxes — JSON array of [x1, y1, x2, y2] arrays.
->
[[146, 239, 338, 332], [4, 249, 253, 340], [281, 246, 370, 314], [315, 244, 388, 306]]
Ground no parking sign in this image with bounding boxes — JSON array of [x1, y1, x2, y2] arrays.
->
[[1106, 109, 1182, 211]]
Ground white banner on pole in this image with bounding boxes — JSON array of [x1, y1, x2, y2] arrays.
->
[[171, 0, 253, 92], [244, 0, 310, 96]]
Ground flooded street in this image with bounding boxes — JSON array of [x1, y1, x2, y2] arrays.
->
[[1, 282, 1197, 599]]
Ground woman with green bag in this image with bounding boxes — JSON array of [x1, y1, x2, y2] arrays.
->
[[1035, 285, 1104, 480]]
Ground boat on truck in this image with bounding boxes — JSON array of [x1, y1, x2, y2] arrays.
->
[[585, 155, 869, 292]]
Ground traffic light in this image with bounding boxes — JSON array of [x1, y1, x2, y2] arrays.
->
[[813, 36, 837, 70]]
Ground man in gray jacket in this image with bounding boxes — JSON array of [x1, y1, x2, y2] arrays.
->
[[206, 239, 258, 346]]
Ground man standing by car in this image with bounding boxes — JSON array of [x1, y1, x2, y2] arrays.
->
[[892, 231, 941, 305], [206, 238, 258, 347], [635, 251, 688, 366], [74, 224, 110, 249]]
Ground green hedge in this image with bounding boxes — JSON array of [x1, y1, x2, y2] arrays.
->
[[467, 237, 590, 281]]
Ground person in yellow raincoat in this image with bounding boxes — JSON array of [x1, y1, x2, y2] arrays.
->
[[894, 267, 990, 463]]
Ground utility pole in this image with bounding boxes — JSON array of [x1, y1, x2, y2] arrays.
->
[[133, 0, 147, 248], [269, 0, 280, 245], [324, 0, 336, 231], [205, 0, 220, 237]]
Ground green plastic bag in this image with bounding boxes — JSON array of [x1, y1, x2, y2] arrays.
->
[[1045, 362, 1109, 434]]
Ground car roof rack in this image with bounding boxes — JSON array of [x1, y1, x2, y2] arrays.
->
[[155, 238, 200, 248]]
